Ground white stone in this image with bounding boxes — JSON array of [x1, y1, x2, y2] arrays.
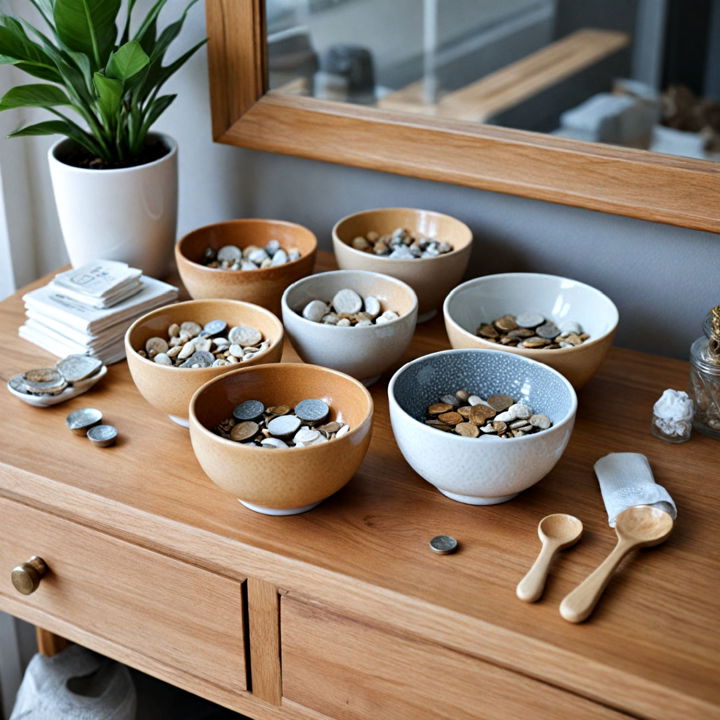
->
[[364, 296, 381, 318], [332, 288, 363, 314], [303, 299, 329, 323], [177, 341, 196, 359], [376, 310, 399, 325]]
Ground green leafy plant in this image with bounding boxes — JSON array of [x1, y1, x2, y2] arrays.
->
[[0, 0, 205, 167]]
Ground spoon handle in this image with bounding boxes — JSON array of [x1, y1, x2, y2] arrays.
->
[[516, 542, 558, 603], [559, 539, 633, 623]]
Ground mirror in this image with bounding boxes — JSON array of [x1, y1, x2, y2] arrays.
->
[[267, 0, 720, 162], [205, 0, 720, 234]]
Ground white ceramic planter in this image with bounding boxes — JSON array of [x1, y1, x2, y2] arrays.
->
[[48, 133, 178, 278]]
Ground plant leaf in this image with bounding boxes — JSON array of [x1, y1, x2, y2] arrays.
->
[[92, 71, 123, 121], [0, 18, 61, 81], [132, 0, 166, 47], [120, 0, 138, 44], [0, 83, 71, 110], [107, 40, 148, 80], [140, 92, 175, 134], [53, 0, 120, 68], [9, 118, 104, 158]]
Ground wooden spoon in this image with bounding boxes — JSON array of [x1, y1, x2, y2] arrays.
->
[[560, 505, 674, 623], [516, 514, 583, 603]]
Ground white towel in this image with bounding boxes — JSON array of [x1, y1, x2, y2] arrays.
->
[[594, 453, 677, 527]]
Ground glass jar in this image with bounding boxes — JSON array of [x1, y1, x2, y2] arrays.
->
[[689, 336, 720, 438]]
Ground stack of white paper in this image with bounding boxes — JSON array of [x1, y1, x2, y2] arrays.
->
[[19, 266, 178, 364], [51, 261, 144, 308]]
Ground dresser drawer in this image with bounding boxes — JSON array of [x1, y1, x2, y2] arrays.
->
[[0, 498, 246, 691], [281, 597, 629, 720]]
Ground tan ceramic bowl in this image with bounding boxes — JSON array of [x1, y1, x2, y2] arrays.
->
[[125, 299, 284, 425], [189, 363, 374, 515], [175, 219, 317, 315], [332, 208, 473, 321], [443, 273, 619, 389]]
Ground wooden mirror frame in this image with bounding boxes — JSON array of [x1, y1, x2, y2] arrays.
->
[[206, 0, 720, 234]]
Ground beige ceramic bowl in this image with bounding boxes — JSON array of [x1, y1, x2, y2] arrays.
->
[[125, 299, 284, 425], [281, 269, 418, 386], [443, 273, 619, 388], [175, 219, 317, 315], [189, 363, 373, 515], [332, 207, 473, 321]]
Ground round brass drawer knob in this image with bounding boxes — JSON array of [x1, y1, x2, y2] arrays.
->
[[11, 556, 48, 595]]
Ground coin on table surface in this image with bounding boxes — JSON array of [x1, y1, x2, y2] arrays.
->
[[295, 398, 329, 423], [429, 535, 458, 555], [515, 312, 545, 328], [487, 394, 514, 411], [228, 325, 262, 347], [8, 374, 30, 394], [22, 368, 67, 395], [332, 289, 363, 315], [56, 354, 103, 383], [233, 400, 265, 421], [267, 414, 302, 438], [203, 319, 228, 337], [87, 424, 118, 447], [230, 421, 260, 442], [66, 407, 103, 434]]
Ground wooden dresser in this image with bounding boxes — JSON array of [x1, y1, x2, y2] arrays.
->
[[1, 254, 718, 720]]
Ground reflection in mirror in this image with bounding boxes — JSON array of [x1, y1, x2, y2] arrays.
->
[[267, 0, 720, 161]]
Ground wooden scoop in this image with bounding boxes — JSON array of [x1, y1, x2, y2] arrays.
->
[[516, 514, 583, 603], [560, 505, 674, 623]]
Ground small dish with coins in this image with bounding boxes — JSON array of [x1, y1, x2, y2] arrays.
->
[[388, 348, 576, 505], [189, 362, 373, 515], [175, 219, 317, 315], [332, 208, 472, 322], [7, 354, 107, 407], [281, 269, 418, 386], [125, 299, 284, 426], [443, 273, 619, 388]]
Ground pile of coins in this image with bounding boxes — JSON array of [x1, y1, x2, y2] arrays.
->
[[424, 389, 552, 439], [351, 228, 453, 259], [8, 354, 103, 397], [301, 288, 399, 326], [476, 313, 589, 350], [138, 320, 270, 368], [66, 408, 118, 448], [202, 240, 300, 270], [215, 398, 350, 449]]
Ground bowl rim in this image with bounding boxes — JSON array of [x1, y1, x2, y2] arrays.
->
[[124, 298, 284, 372], [332, 207, 473, 264], [281, 269, 419, 331], [189, 362, 374, 453], [175, 218, 318, 277], [443, 272, 619, 355], [388, 347, 577, 444]]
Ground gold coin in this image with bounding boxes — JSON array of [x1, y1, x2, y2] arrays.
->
[[477, 323, 499, 339], [230, 421, 259, 442], [455, 422, 479, 438], [494, 315, 518, 332], [438, 411, 463, 425]]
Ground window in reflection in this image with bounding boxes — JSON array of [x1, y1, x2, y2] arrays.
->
[[267, 0, 720, 161]]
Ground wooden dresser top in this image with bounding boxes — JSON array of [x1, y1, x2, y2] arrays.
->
[[1, 253, 718, 719]]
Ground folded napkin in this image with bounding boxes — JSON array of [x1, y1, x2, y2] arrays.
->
[[594, 453, 677, 527]]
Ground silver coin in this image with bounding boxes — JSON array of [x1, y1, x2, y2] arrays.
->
[[429, 535, 458, 555], [267, 414, 302, 438], [66, 407, 103, 434], [233, 400, 265, 421], [515, 312, 545, 329], [56, 354, 103, 383], [536, 322, 560, 339], [294, 398, 329, 423], [22, 368, 68, 395], [87, 424, 118, 447], [8, 374, 29, 394], [179, 350, 215, 368], [217, 245, 242, 262], [203, 319, 228, 337]]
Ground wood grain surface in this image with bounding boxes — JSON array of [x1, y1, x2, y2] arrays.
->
[[1, 252, 718, 719]]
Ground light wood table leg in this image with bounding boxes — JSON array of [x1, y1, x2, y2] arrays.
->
[[36, 627, 70, 657]]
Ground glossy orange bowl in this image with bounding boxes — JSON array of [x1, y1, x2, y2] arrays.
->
[[176, 219, 317, 315], [125, 299, 284, 425], [189, 363, 373, 515]]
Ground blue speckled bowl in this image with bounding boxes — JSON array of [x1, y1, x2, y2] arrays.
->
[[388, 349, 577, 504]]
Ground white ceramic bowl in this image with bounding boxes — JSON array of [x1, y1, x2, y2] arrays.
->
[[388, 349, 577, 505], [282, 270, 418, 385], [443, 273, 619, 388]]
